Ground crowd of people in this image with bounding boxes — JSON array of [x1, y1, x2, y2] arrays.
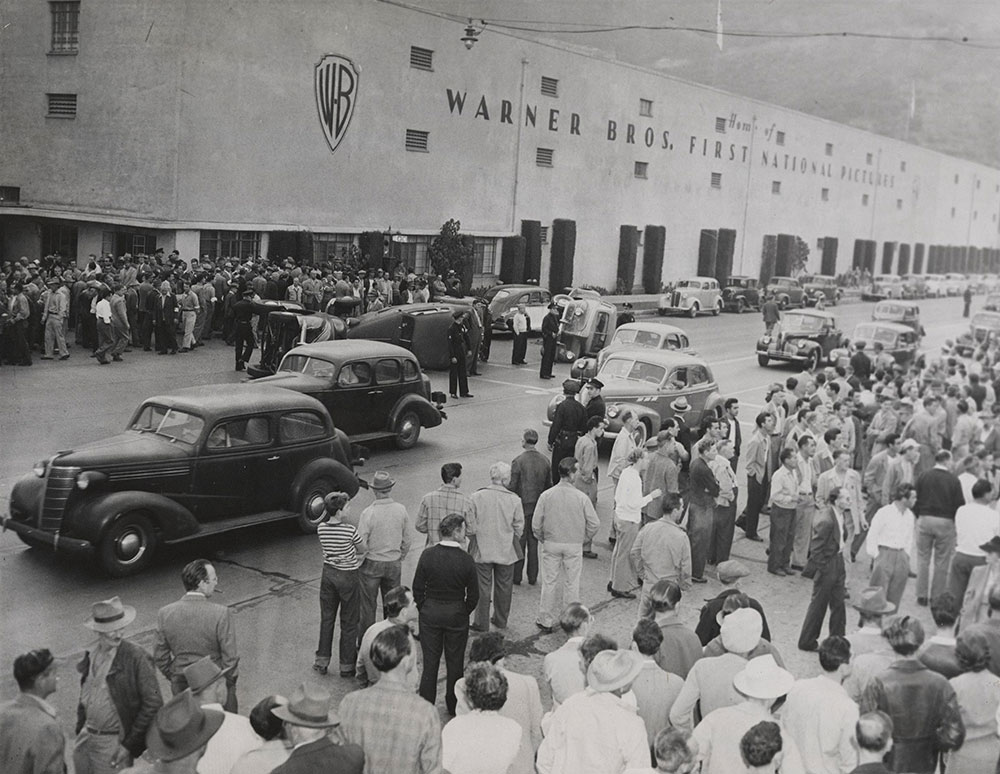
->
[[0, 251, 473, 369]]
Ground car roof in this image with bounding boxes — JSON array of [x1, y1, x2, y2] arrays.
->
[[615, 322, 687, 336], [492, 284, 543, 293], [855, 321, 913, 334], [603, 349, 708, 367], [286, 340, 418, 361], [144, 384, 326, 415], [726, 275, 755, 281], [678, 277, 716, 282], [769, 276, 795, 281], [784, 309, 835, 320]]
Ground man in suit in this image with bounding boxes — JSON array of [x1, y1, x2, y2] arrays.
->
[[447, 311, 472, 399], [958, 536, 1000, 632], [0, 648, 66, 774], [817, 449, 865, 559], [798, 488, 850, 651], [737, 412, 774, 542], [271, 684, 364, 774], [688, 437, 721, 583], [721, 397, 742, 472], [153, 280, 178, 355], [510, 428, 552, 581], [153, 559, 239, 712], [882, 439, 919, 506]]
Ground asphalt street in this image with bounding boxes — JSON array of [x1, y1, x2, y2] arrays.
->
[[0, 294, 977, 725]]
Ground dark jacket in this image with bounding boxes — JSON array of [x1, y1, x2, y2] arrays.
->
[[541, 311, 560, 341], [76, 641, 163, 758], [695, 588, 772, 645], [861, 658, 965, 774], [509, 447, 551, 515], [802, 507, 844, 578], [914, 467, 964, 519], [271, 736, 364, 774], [687, 457, 720, 508], [153, 292, 178, 326], [412, 544, 480, 626]]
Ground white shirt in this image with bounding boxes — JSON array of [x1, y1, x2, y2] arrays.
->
[[959, 471, 978, 504], [866, 502, 915, 558], [95, 298, 112, 323], [512, 311, 528, 335], [955, 501, 1000, 557], [692, 701, 805, 774], [536, 689, 649, 774], [442, 710, 522, 774], [197, 705, 261, 774], [543, 637, 586, 707], [614, 467, 654, 524], [781, 675, 859, 774]]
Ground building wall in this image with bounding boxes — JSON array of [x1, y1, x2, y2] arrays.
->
[[2, 0, 999, 284]]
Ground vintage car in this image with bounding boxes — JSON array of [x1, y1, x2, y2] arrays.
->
[[945, 273, 970, 297], [922, 274, 947, 298], [984, 293, 1000, 312], [765, 276, 807, 309], [1, 386, 362, 576], [862, 274, 905, 301], [569, 322, 692, 379], [254, 341, 446, 449], [901, 274, 928, 299], [833, 322, 922, 368], [547, 350, 724, 443], [756, 309, 846, 370], [487, 284, 551, 333], [657, 278, 723, 317], [247, 309, 348, 378], [721, 276, 762, 313], [342, 302, 482, 373], [955, 312, 1000, 357], [799, 274, 842, 306], [872, 301, 924, 338], [553, 289, 617, 361]]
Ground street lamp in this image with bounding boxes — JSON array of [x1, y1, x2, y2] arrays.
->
[[461, 20, 481, 50]]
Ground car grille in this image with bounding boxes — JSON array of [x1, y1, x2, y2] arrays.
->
[[39, 465, 79, 531], [672, 291, 681, 307]]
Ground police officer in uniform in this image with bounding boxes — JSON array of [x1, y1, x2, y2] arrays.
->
[[547, 380, 587, 484], [448, 311, 473, 398], [539, 303, 560, 379], [232, 288, 256, 371]]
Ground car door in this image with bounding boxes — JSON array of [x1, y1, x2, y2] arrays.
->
[[278, 409, 330, 479], [685, 365, 712, 418], [591, 310, 612, 352], [370, 358, 405, 431], [526, 291, 548, 330], [193, 414, 288, 517], [332, 361, 374, 436]]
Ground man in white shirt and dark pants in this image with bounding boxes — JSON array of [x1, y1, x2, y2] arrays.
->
[[865, 483, 917, 608], [948, 478, 999, 603], [511, 303, 529, 365]]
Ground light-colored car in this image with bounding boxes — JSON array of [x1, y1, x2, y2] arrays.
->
[[765, 276, 808, 309], [862, 274, 905, 301], [658, 277, 723, 318], [922, 274, 947, 297], [546, 350, 725, 442], [569, 322, 693, 379], [945, 273, 969, 296], [487, 285, 551, 332], [901, 274, 928, 299], [955, 312, 1000, 357]]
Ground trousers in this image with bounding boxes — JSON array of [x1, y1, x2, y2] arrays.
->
[[358, 558, 401, 635], [916, 516, 957, 601], [742, 475, 768, 538], [768, 506, 795, 573], [512, 332, 528, 364], [537, 542, 582, 628], [870, 546, 910, 608], [418, 601, 470, 715], [474, 562, 515, 630], [44, 315, 68, 357], [316, 564, 360, 673], [234, 322, 255, 368], [74, 728, 124, 774], [798, 554, 847, 649], [688, 502, 715, 579], [792, 502, 817, 567], [609, 518, 641, 591], [948, 551, 986, 604], [513, 510, 538, 584], [449, 354, 469, 396], [95, 320, 115, 363], [181, 310, 196, 349], [709, 500, 736, 564]]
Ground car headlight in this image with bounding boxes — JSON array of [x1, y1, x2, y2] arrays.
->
[[76, 471, 108, 490], [32, 459, 49, 478], [762, 336, 771, 344], [798, 341, 806, 348], [606, 405, 620, 418]]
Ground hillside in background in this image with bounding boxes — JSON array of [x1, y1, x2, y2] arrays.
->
[[412, 0, 1000, 168]]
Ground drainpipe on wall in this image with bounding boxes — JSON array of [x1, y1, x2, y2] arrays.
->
[[736, 114, 757, 275], [510, 59, 529, 233]]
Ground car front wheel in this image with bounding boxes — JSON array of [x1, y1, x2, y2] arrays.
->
[[736, 298, 746, 314], [394, 410, 422, 450], [297, 475, 337, 532], [757, 354, 770, 367], [713, 300, 722, 316], [808, 349, 822, 371], [687, 302, 700, 319], [98, 512, 158, 577]]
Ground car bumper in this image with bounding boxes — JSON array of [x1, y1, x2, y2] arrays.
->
[[657, 306, 689, 314], [758, 347, 811, 364], [1, 515, 95, 556]]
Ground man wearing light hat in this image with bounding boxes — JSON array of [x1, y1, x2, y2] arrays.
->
[[356, 471, 412, 637], [536, 650, 649, 774], [126, 690, 222, 774], [75, 596, 163, 774], [183, 656, 258, 774], [270, 683, 363, 774], [691, 655, 803, 774]]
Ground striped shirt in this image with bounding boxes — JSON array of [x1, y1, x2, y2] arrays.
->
[[317, 520, 364, 570]]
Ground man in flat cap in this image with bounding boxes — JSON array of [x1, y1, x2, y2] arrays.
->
[[0, 648, 66, 774]]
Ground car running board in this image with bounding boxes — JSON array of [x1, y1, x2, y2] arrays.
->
[[163, 511, 297, 543]]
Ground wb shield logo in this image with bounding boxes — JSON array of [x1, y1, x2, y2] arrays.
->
[[315, 55, 359, 154]]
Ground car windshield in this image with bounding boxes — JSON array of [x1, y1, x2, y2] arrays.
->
[[781, 313, 827, 333], [854, 324, 897, 346], [729, 279, 751, 288], [972, 314, 1000, 331], [278, 354, 337, 379], [131, 404, 205, 444], [873, 303, 915, 320], [676, 280, 697, 288], [611, 329, 661, 348], [491, 289, 512, 303], [599, 357, 667, 385]]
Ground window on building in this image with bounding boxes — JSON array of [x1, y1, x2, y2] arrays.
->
[[900, 160, 907, 172], [540, 226, 549, 244], [50, 2, 80, 53], [866, 153, 873, 165], [711, 172, 722, 189], [473, 237, 498, 275], [821, 188, 829, 201], [639, 98, 653, 117], [715, 117, 727, 133], [40, 223, 78, 259], [896, 199, 903, 210], [395, 236, 432, 274], [536, 148, 554, 167], [0, 186, 21, 204], [862, 194, 870, 206], [540, 76, 559, 97], [199, 230, 260, 260], [825, 143, 833, 156], [46, 93, 77, 118], [634, 161, 648, 179], [313, 233, 357, 265], [405, 129, 429, 152], [409, 46, 433, 71], [775, 131, 785, 146], [771, 181, 781, 195]]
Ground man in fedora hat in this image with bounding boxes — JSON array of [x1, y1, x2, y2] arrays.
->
[[75, 596, 163, 774], [356, 471, 412, 639], [691, 655, 802, 774], [0, 648, 66, 774], [271, 683, 364, 774], [843, 587, 898, 703], [154, 560, 239, 712], [958, 534, 1000, 631], [183, 656, 258, 774], [536, 650, 649, 774], [127, 690, 223, 774]]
